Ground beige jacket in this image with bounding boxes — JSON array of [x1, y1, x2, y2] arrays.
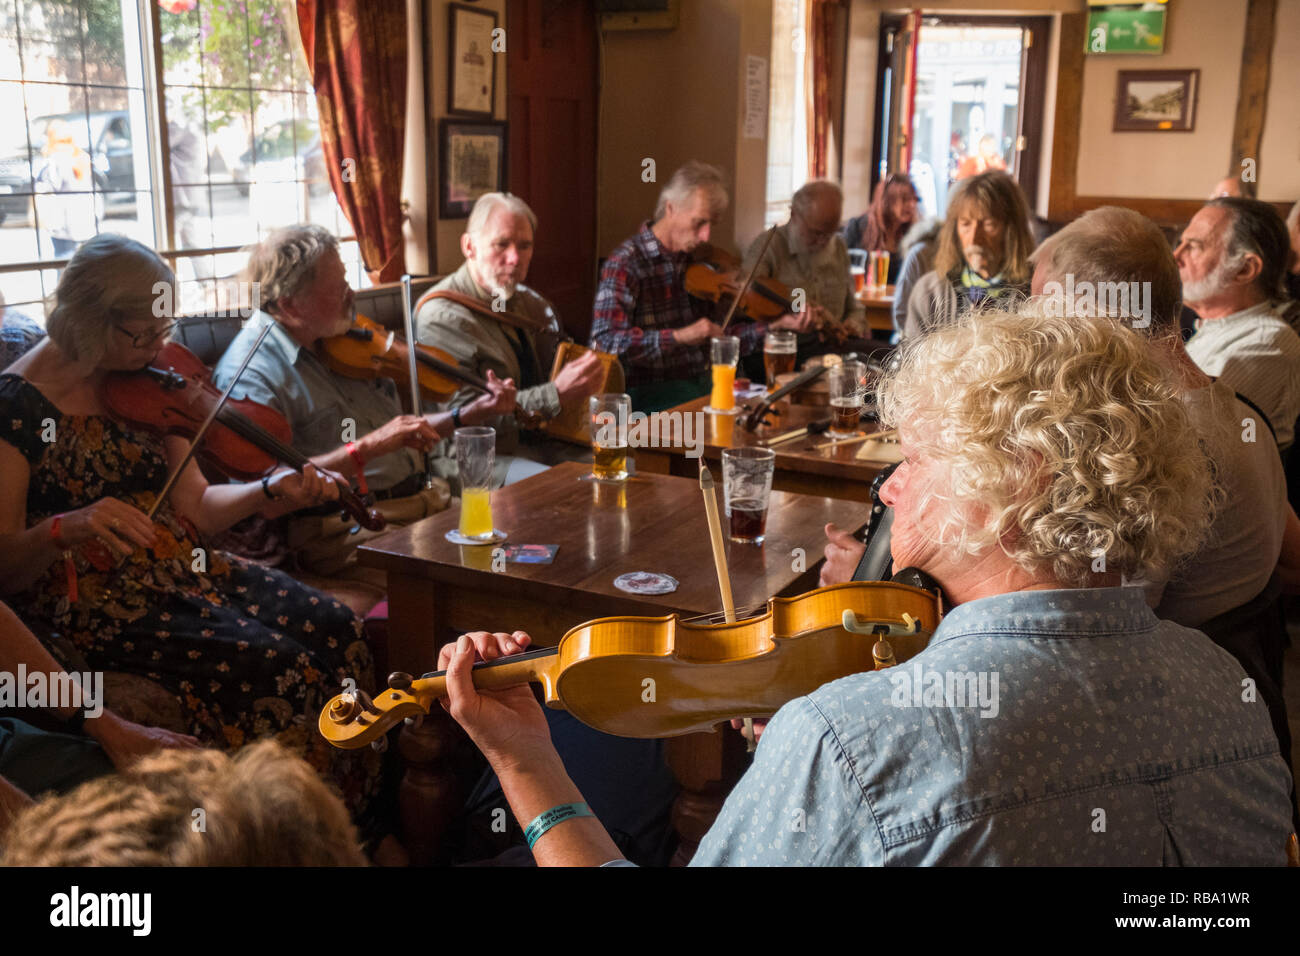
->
[[415, 262, 563, 478]]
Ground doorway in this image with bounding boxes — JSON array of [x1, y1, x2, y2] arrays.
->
[[872, 15, 1050, 219]]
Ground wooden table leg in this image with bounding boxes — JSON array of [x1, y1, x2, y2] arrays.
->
[[384, 574, 469, 865], [665, 726, 748, 865]]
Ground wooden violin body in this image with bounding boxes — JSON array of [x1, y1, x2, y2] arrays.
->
[[100, 341, 385, 531], [321, 314, 482, 404], [321, 314, 546, 429], [319, 580, 942, 748], [685, 258, 802, 324]]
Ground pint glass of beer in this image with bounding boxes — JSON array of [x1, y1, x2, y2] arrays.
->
[[849, 249, 867, 296], [589, 393, 631, 481], [450, 426, 500, 544], [707, 335, 740, 414], [722, 447, 776, 544], [827, 361, 867, 438], [763, 330, 797, 391], [868, 250, 890, 291]]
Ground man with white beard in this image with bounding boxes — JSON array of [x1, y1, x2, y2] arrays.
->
[[1179, 198, 1300, 448]]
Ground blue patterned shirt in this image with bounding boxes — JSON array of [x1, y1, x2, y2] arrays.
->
[[691, 587, 1293, 866]]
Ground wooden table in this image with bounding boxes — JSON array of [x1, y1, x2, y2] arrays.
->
[[859, 284, 895, 334], [636, 394, 891, 503], [359, 461, 870, 862]]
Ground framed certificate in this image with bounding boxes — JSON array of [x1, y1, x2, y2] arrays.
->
[[448, 2, 498, 118], [439, 119, 507, 219]]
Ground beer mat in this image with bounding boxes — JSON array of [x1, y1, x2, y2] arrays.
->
[[854, 438, 905, 464], [613, 572, 679, 595], [503, 544, 558, 564], [734, 381, 767, 400], [445, 529, 508, 545]]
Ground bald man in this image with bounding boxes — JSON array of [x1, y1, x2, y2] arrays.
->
[[743, 180, 866, 359]]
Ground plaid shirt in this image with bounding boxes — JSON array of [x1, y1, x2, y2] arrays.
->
[[591, 221, 763, 386]]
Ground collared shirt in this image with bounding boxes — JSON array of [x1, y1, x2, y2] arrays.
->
[[691, 587, 1293, 866], [211, 310, 421, 492], [1185, 300, 1300, 446], [590, 221, 763, 387], [744, 222, 865, 337]]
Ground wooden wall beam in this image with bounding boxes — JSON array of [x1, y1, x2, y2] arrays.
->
[[1229, 0, 1276, 182], [1047, 12, 1085, 222]]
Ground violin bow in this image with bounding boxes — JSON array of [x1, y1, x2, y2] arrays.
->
[[145, 322, 274, 521], [400, 274, 437, 490], [699, 462, 757, 751], [719, 225, 779, 334]]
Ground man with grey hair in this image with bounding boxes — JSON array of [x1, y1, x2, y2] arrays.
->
[[743, 179, 863, 359], [592, 160, 808, 411], [1179, 197, 1300, 447], [213, 225, 514, 579], [415, 192, 603, 485]]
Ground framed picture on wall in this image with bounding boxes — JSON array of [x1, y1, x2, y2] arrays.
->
[[448, 2, 498, 117], [1113, 69, 1199, 132], [439, 119, 507, 219]]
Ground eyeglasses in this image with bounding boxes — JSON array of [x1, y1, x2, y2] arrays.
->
[[114, 320, 177, 348]]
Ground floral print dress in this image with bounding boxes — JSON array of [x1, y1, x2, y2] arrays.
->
[[0, 374, 382, 820]]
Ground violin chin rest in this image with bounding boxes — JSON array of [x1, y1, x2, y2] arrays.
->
[[890, 566, 943, 601]]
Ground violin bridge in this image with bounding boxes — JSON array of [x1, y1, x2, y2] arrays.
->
[[840, 610, 920, 637]]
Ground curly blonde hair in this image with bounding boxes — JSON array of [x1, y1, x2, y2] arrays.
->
[[876, 307, 1216, 587], [0, 740, 365, 866]]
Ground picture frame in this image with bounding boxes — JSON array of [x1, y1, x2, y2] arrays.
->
[[448, 2, 498, 118], [439, 119, 507, 219], [1113, 69, 1199, 132]]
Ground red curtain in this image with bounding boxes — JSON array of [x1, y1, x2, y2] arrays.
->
[[805, 0, 839, 180], [296, 0, 407, 282]]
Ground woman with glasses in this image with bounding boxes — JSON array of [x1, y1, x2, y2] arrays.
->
[[0, 234, 388, 841]]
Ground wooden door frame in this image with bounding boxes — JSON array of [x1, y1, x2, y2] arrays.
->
[[870, 13, 1050, 210]]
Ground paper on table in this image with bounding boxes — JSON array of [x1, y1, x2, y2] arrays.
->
[[855, 438, 905, 464]]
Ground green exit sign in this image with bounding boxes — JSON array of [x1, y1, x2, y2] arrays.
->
[[1086, 6, 1167, 55]]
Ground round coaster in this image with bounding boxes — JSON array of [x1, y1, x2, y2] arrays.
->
[[703, 405, 739, 416], [444, 529, 508, 546], [613, 571, 679, 595]]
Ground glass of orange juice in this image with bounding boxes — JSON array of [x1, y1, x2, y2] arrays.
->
[[706, 335, 740, 414], [446, 426, 505, 545]]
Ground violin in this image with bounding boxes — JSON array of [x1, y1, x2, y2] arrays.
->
[[318, 580, 942, 747], [320, 314, 543, 428], [100, 341, 385, 531], [685, 256, 803, 325]]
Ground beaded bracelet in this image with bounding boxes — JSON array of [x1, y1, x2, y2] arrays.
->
[[523, 802, 593, 850]]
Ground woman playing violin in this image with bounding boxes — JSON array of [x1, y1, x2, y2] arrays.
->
[[439, 308, 1293, 866], [0, 234, 385, 827]]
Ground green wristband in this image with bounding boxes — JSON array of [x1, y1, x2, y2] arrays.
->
[[524, 802, 593, 850]]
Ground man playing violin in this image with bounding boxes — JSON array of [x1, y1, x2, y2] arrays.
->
[[591, 161, 810, 412], [436, 308, 1294, 865], [743, 179, 867, 360], [415, 193, 604, 485], [212, 225, 515, 577]]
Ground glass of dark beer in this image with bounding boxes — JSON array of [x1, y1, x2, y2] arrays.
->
[[722, 447, 776, 544], [828, 361, 866, 438], [763, 330, 797, 391]]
